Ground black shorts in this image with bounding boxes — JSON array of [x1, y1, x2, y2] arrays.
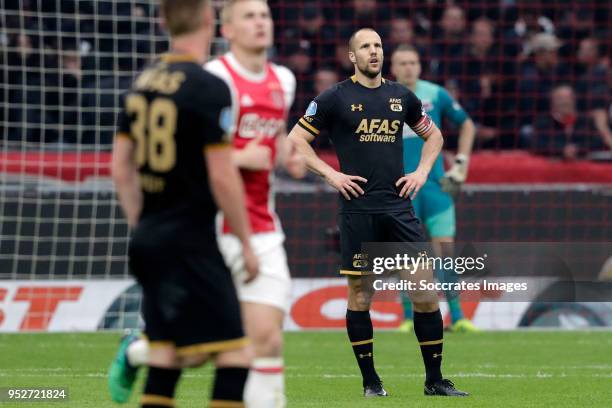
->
[[129, 244, 247, 357], [339, 210, 428, 276]]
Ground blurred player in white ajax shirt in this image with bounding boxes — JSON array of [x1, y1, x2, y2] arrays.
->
[[207, 0, 303, 406]]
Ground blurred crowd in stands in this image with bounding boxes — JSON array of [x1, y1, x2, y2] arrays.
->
[[1, 0, 611, 159], [1, 0, 165, 145]]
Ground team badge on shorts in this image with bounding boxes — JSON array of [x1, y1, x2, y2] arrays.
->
[[352, 253, 369, 269]]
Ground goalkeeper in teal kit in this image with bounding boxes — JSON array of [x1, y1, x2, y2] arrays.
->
[[391, 45, 478, 333]]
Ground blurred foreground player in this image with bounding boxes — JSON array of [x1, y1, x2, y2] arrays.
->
[[115, 1, 303, 406], [288, 28, 468, 397], [390, 45, 478, 333], [108, 0, 258, 406]]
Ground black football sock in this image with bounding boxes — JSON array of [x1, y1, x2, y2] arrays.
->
[[141, 366, 181, 407], [346, 309, 380, 386], [413, 310, 444, 385], [210, 367, 249, 408]]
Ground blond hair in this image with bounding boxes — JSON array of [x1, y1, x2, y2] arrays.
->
[[220, 0, 268, 24], [160, 0, 209, 36]]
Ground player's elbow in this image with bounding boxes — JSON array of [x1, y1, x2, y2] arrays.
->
[[208, 162, 241, 208], [208, 166, 232, 197], [429, 127, 444, 148], [206, 146, 234, 188], [287, 127, 301, 145], [209, 174, 232, 211], [461, 118, 476, 134]]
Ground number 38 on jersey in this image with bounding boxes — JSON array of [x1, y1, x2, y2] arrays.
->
[[126, 94, 178, 173]]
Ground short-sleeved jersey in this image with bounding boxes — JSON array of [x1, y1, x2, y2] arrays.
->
[[402, 79, 468, 182], [205, 53, 296, 236], [116, 53, 234, 250], [298, 76, 433, 213]]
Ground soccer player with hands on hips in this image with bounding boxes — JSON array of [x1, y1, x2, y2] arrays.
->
[[110, 0, 258, 407], [109, 1, 303, 407], [288, 28, 469, 398], [390, 44, 478, 334]]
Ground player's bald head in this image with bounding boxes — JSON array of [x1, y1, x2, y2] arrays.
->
[[349, 28, 380, 52]]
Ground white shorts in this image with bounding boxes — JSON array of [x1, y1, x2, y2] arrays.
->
[[218, 232, 291, 313]]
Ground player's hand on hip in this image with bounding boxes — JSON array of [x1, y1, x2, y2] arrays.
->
[[325, 171, 367, 201], [396, 169, 427, 199], [440, 153, 469, 199], [240, 135, 272, 171], [242, 243, 260, 284]]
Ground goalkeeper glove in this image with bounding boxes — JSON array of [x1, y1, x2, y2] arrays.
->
[[440, 153, 469, 199]]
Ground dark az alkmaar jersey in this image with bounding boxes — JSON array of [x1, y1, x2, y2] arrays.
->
[[298, 75, 433, 213], [116, 53, 234, 249]]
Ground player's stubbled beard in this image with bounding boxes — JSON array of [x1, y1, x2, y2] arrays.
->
[[356, 53, 383, 79]]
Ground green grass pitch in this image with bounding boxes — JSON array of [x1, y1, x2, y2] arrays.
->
[[0, 331, 611, 407]]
